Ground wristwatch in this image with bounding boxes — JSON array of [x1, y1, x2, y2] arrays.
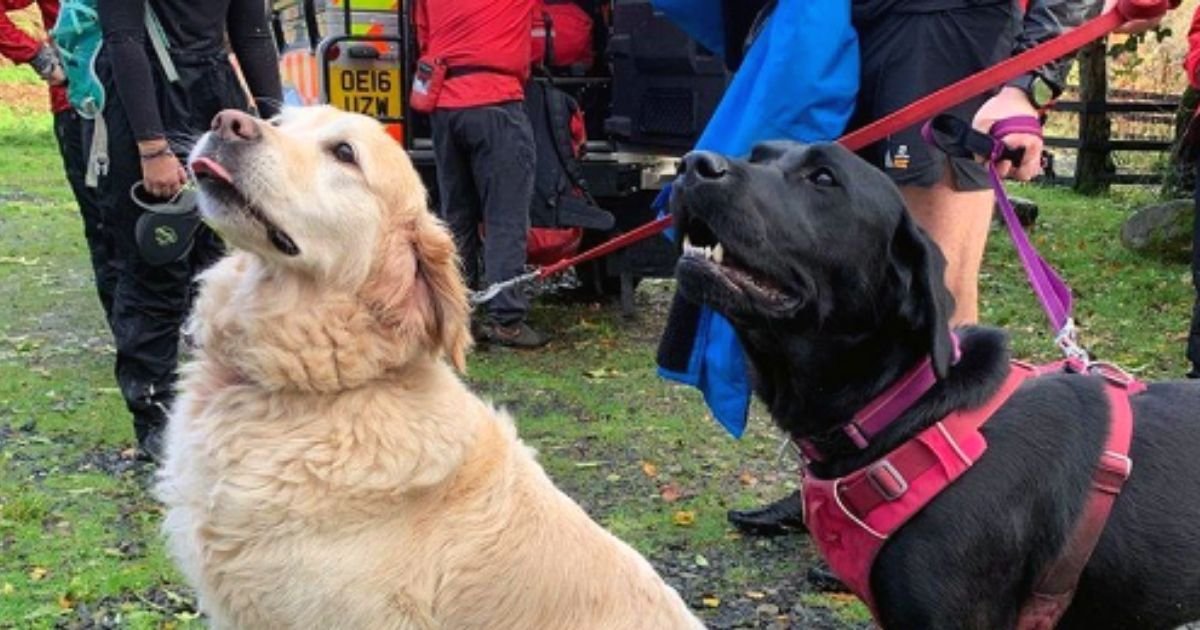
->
[[1007, 72, 1060, 110]]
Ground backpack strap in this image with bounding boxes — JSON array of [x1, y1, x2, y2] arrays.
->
[[445, 65, 513, 79], [85, 113, 109, 189], [144, 4, 179, 83]]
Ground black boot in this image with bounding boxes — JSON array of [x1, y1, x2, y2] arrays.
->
[[131, 401, 169, 464], [727, 490, 806, 537], [137, 426, 165, 464]]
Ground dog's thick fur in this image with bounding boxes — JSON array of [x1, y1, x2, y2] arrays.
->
[[670, 143, 1200, 629], [158, 106, 704, 630]]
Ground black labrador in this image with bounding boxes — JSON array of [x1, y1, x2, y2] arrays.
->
[[669, 141, 1200, 630]]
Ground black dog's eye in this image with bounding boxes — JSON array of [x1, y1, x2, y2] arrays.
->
[[808, 167, 837, 187], [331, 142, 357, 165]]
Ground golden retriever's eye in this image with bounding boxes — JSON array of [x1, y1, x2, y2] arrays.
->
[[808, 167, 837, 187], [331, 142, 357, 166]]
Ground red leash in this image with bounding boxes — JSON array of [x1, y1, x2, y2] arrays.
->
[[469, 0, 1173, 305]]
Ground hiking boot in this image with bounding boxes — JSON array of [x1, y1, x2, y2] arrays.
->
[[727, 490, 807, 537], [137, 428, 165, 465], [470, 317, 488, 343], [479, 320, 550, 349]]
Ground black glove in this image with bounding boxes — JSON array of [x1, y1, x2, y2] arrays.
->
[[28, 43, 63, 83]]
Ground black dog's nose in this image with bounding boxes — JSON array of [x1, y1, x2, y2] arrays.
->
[[681, 151, 728, 180]]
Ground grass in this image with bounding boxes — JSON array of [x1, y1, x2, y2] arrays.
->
[[0, 99, 1194, 627]]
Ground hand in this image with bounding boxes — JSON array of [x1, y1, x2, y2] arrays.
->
[[139, 140, 188, 199], [29, 43, 65, 86], [1103, 0, 1164, 35], [973, 87, 1044, 181], [45, 65, 66, 87]]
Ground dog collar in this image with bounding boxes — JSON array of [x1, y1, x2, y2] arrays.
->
[[797, 333, 961, 462]]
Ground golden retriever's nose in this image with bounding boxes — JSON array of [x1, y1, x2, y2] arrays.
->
[[680, 151, 728, 180], [211, 109, 262, 142]]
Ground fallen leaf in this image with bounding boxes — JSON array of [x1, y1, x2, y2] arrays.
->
[[641, 461, 658, 478], [28, 567, 47, 582], [738, 470, 759, 487], [572, 461, 605, 469], [161, 589, 189, 605], [702, 595, 720, 608], [605, 473, 622, 482], [175, 612, 200, 622], [694, 554, 709, 568], [745, 590, 766, 600], [672, 510, 695, 527], [583, 367, 623, 379], [57, 593, 74, 610], [659, 483, 683, 503], [0, 257, 39, 267]]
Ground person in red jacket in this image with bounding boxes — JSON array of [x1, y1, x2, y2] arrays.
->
[[1, 0, 116, 323], [1185, 2, 1200, 379], [415, 0, 547, 348]]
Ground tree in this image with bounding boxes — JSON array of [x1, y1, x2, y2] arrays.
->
[[1163, 85, 1198, 199], [1075, 39, 1114, 195]]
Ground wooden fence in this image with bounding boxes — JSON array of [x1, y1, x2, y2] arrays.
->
[[1040, 88, 1182, 187]]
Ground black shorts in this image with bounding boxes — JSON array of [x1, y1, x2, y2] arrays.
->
[[852, 2, 1019, 191]]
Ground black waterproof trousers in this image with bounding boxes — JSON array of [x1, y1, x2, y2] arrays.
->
[[54, 109, 118, 324], [96, 49, 247, 445], [431, 101, 536, 326]]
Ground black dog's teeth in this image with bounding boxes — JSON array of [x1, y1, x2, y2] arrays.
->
[[682, 236, 725, 264]]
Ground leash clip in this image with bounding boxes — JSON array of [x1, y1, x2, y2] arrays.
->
[[469, 270, 541, 307], [1054, 318, 1091, 365]]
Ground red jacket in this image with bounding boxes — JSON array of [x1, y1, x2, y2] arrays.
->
[[1187, 3, 1200, 90], [415, 0, 534, 109], [1, 0, 68, 113]]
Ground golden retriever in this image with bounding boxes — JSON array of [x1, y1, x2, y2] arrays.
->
[[157, 106, 704, 630]]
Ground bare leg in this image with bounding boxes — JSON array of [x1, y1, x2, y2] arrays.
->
[[900, 169, 994, 327]]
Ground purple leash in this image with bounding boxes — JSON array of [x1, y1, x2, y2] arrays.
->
[[922, 115, 1089, 363]]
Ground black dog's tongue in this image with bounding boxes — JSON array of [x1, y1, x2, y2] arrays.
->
[[267, 226, 300, 256]]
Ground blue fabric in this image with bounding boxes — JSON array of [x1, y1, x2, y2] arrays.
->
[[651, 0, 726, 57], [655, 0, 859, 438]]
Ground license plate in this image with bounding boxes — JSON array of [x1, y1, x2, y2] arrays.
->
[[329, 66, 402, 119]]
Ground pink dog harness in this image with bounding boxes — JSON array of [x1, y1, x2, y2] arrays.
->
[[801, 359, 1142, 628]]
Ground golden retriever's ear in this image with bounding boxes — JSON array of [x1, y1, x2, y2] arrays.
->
[[361, 209, 471, 372], [413, 213, 471, 371]]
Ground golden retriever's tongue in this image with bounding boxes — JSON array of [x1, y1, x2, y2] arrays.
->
[[191, 157, 233, 185]]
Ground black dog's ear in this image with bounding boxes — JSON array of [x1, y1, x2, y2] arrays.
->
[[894, 210, 956, 379]]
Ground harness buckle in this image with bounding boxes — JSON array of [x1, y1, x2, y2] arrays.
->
[[866, 460, 909, 502], [1085, 360, 1140, 388], [1094, 451, 1133, 495], [843, 423, 870, 450]]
